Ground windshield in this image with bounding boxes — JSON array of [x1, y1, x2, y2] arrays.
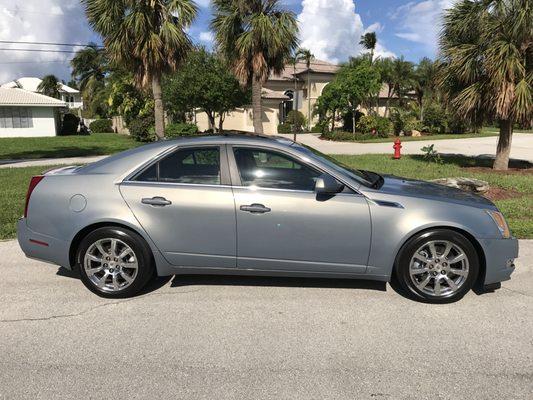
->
[[292, 144, 377, 187]]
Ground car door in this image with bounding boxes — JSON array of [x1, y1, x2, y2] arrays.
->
[[228, 145, 371, 274], [120, 145, 237, 269]]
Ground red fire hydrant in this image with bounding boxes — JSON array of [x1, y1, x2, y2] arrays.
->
[[393, 138, 402, 159]]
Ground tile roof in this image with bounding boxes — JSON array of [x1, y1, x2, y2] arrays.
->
[[269, 59, 340, 81], [261, 88, 290, 100], [0, 88, 67, 106]]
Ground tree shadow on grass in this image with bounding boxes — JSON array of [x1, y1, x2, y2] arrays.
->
[[1, 146, 116, 162], [411, 154, 532, 169]]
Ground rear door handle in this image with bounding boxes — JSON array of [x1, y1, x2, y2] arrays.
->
[[141, 196, 172, 207], [240, 203, 271, 214]]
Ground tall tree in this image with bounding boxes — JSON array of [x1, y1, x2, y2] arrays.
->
[[359, 32, 377, 63], [439, 0, 532, 170], [211, 0, 299, 134], [37, 75, 62, 98], [375, 57, 395, 117], [83, 0, 198, 140], [391, 56, 415, 106], [163, 48, 250, 132], [71, 43, 108, 101], [414, 57, 437, 121], [296, 48, 314, 130]]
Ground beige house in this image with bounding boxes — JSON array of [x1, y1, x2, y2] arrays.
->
[[195, 59, 409, 134], [195, 59, 339, 134]]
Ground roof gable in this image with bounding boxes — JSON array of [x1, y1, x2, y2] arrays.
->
[[0, 88, 68, 107]]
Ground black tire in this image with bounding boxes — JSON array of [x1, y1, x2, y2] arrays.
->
[[76, 226, 155, 298], [394, 229, 479, 303]]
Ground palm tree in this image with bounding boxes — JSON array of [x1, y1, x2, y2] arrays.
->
[[296, 48, 314, 130], [359, 32, 377, 62], [439, 0, 532, 170], [37, 75, 62, 98], [414, 57, 436, 121], [71, 43, 108, 101], [83, 0, 198, 140], [211, 0, 299, 134], [391, 56, 415, 107], [375, 57, 394, 117]]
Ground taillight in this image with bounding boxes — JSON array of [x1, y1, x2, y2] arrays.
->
[[24, 175, 45, 218]]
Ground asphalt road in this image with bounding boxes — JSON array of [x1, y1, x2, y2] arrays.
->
[[1, 239, 532, 400]]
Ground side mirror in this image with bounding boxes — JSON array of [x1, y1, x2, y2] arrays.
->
[[314, 173, 344, 194]]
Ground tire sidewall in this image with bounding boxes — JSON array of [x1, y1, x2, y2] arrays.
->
[[76, 227, 154, 298], [395, 230, 479, 303]]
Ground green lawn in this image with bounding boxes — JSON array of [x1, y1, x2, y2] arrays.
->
[[0, 133, 139, 161], [319, 128, 532, 143], [1, 155, 531, 240]]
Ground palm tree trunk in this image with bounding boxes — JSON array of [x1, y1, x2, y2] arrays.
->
[[493, 119, 513, 170], [251, 78, 263, 134], [152, 74, 165, 140], [307, 71, 311, 131], [293, 66, 298, 141]]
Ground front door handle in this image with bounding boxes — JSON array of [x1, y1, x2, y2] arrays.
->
[[240, 203, 271, 214], [141, 196, 172, 207]]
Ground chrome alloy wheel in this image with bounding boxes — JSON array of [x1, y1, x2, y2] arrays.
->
[[83, 238, 138, 292], [408, 240, 470, 297]]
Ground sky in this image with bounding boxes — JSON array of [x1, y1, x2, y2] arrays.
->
[[0, 0, 455, 84]]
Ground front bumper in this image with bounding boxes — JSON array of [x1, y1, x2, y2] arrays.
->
[[478, 237, 519, 285], [17, 218, 71, 269]]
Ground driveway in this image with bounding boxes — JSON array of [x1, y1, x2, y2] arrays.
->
[[281, 132, 533, 162], [1, 239, 532, 399]]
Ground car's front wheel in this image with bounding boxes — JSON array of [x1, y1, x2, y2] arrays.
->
[[395, 229, 479, 303], [76, 227, 154, 298]]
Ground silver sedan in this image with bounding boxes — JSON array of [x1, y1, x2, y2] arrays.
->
[[17, 135, 518, 302]]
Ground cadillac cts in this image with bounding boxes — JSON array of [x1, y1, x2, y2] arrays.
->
[[18, 135, 518, 302]]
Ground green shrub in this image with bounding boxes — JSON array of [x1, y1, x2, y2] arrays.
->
[[60, 113, 80, 136], [446, 114, 468, 134], [129, 115, 155, 142], [285, 110, 306, 132], [404, 118, 423, 133], [321, 131, 376, 141], [422, 103, 447, 134], [165, 122, 198, 138], [89, 119, 113, 133], [311, 122, 327, 133], [277, 122, 292, 134], [342, 110, 364, 132], [356, 115, 393, 137]]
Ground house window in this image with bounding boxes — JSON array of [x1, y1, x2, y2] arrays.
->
[[0, 107, 33, 128]]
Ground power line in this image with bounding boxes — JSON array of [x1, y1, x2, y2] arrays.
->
[[0, 60, 71, 65], [0, 40, 103, 48], [0, 48, 79, 54]]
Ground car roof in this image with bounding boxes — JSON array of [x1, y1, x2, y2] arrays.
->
[[78, 133, 298, 175]]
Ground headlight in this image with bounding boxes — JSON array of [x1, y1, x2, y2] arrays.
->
[[486, 210, 511, 238]]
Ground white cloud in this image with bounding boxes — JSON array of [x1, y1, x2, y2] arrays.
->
[[392, 0, 455, 55], [0, 1, 96, 84], [195, 0, 211, 8], [297, 0, 395, 64], [199, 30, 214, 43]]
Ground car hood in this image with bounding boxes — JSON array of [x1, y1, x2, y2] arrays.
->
[[367, 175, 495, 208]]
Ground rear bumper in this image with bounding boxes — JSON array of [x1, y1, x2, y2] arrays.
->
[[17, 218, 71, 269], [478, 237, 519, 285]]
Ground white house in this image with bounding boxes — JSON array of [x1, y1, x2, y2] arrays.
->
[[1, 77, 83, 109], [0, 87, 67, 138]]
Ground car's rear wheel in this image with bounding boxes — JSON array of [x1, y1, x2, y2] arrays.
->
[[395, 229, 479, 303], [76, 227, 154, 298]]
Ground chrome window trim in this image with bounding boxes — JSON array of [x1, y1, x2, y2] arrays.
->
[[122, 144, 228, 186], [228, 143, 364, 196], [120, 180, 233, 190]]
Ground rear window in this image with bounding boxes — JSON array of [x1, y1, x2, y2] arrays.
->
[[134, 147, 221, 185]]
